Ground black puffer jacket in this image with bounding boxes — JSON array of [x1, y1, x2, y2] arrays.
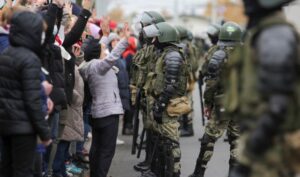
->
[[62, 9, 91, 104], [0, 11, 50, 140], [41, 4, 67, 110]]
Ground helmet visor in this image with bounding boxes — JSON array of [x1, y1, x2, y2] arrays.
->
[[207, 26, 219, 36], [143, 24, 160, 39], [140, 13, 153, 27]]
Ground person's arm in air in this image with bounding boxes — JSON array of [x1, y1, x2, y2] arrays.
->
[[62, 0, 92, 48], [92, 23, 130, 75]]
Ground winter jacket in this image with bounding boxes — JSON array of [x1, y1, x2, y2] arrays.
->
[[0, 11, 50, 141], [63, 9, 91, 104], [115, 59, 131, 111], [79, 37, 128, 118], [0, 27, 9, 54], [41, 4, 67, 110], [61, 66, 84, 141]]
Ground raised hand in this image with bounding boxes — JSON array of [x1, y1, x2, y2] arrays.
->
[[82, 0, 93, 11], [123, 23, 131, 40], [64, 1, 72, 15], [100, 17, 110, 37]]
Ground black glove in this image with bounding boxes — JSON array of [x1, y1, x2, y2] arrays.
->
[[152, 101, 166, 124]]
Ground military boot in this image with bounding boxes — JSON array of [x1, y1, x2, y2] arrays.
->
[[188, 167, 205, 177], [139, 170, 157, 177], [134, 161, 151, 172], [188, 157, 206, 177], [180, 123, 194, 137]]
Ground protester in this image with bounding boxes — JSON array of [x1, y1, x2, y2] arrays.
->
[[52, 43, 85, 177], [107, 32, 133, 135], [79, 20, 131, 177], [0, 10, 52, 177]]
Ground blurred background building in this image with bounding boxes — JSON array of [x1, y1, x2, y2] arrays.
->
[[73, 0, 300, 33]]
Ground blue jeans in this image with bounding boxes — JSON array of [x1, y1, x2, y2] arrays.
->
[[53, 141, 70, 177], [43, 111, 59, 173]]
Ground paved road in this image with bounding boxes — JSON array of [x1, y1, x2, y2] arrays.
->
[[107, 84, 231, 177]]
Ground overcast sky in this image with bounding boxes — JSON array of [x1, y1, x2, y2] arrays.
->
[[107, 0, 209, 16]]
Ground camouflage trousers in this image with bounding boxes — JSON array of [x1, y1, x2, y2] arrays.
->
[[237, 131, 300, 177], [196, 114, 240, 170], [152, 111, 181, 175]]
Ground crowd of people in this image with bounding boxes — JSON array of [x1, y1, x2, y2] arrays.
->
[[1, 0, 300, 177]]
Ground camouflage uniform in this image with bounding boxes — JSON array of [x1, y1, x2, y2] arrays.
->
[[131, 11, 165, 175], [143, 22, 189, 177], [189, 22, 243, 177], [227, 1, 300, 177], [176, 26, 204, 137]]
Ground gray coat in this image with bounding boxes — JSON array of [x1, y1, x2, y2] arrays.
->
[[79, 37, 128, 119]]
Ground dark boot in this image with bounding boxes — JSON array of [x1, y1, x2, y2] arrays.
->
[[180, 124, 194, 137], [122, 124, 133, 135], [134, 161, 151, 172], [139, 170, 157, 177], [188, 167, 205, 177], [190, 134, 216, 177]]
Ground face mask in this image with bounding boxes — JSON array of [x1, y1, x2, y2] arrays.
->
[[41, 31, 46, 45], [53, 25, 58, 36]]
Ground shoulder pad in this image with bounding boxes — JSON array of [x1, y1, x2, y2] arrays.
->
[[256, 25, 297, 65], [211, 50, 226, 62], [165, 50, 183, 60]]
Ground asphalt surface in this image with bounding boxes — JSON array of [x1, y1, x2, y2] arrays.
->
[[107, 84, 231, 177]]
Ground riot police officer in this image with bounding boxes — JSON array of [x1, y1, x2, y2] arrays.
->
[[130, 11, 165, 174], [175, 26, 199, 137], [189, 22, 243, 177], [227, 0, 300, 177], [142, 22, 189, 177]]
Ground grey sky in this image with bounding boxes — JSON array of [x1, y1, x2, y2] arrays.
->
[[107, 0, 209, 16]]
